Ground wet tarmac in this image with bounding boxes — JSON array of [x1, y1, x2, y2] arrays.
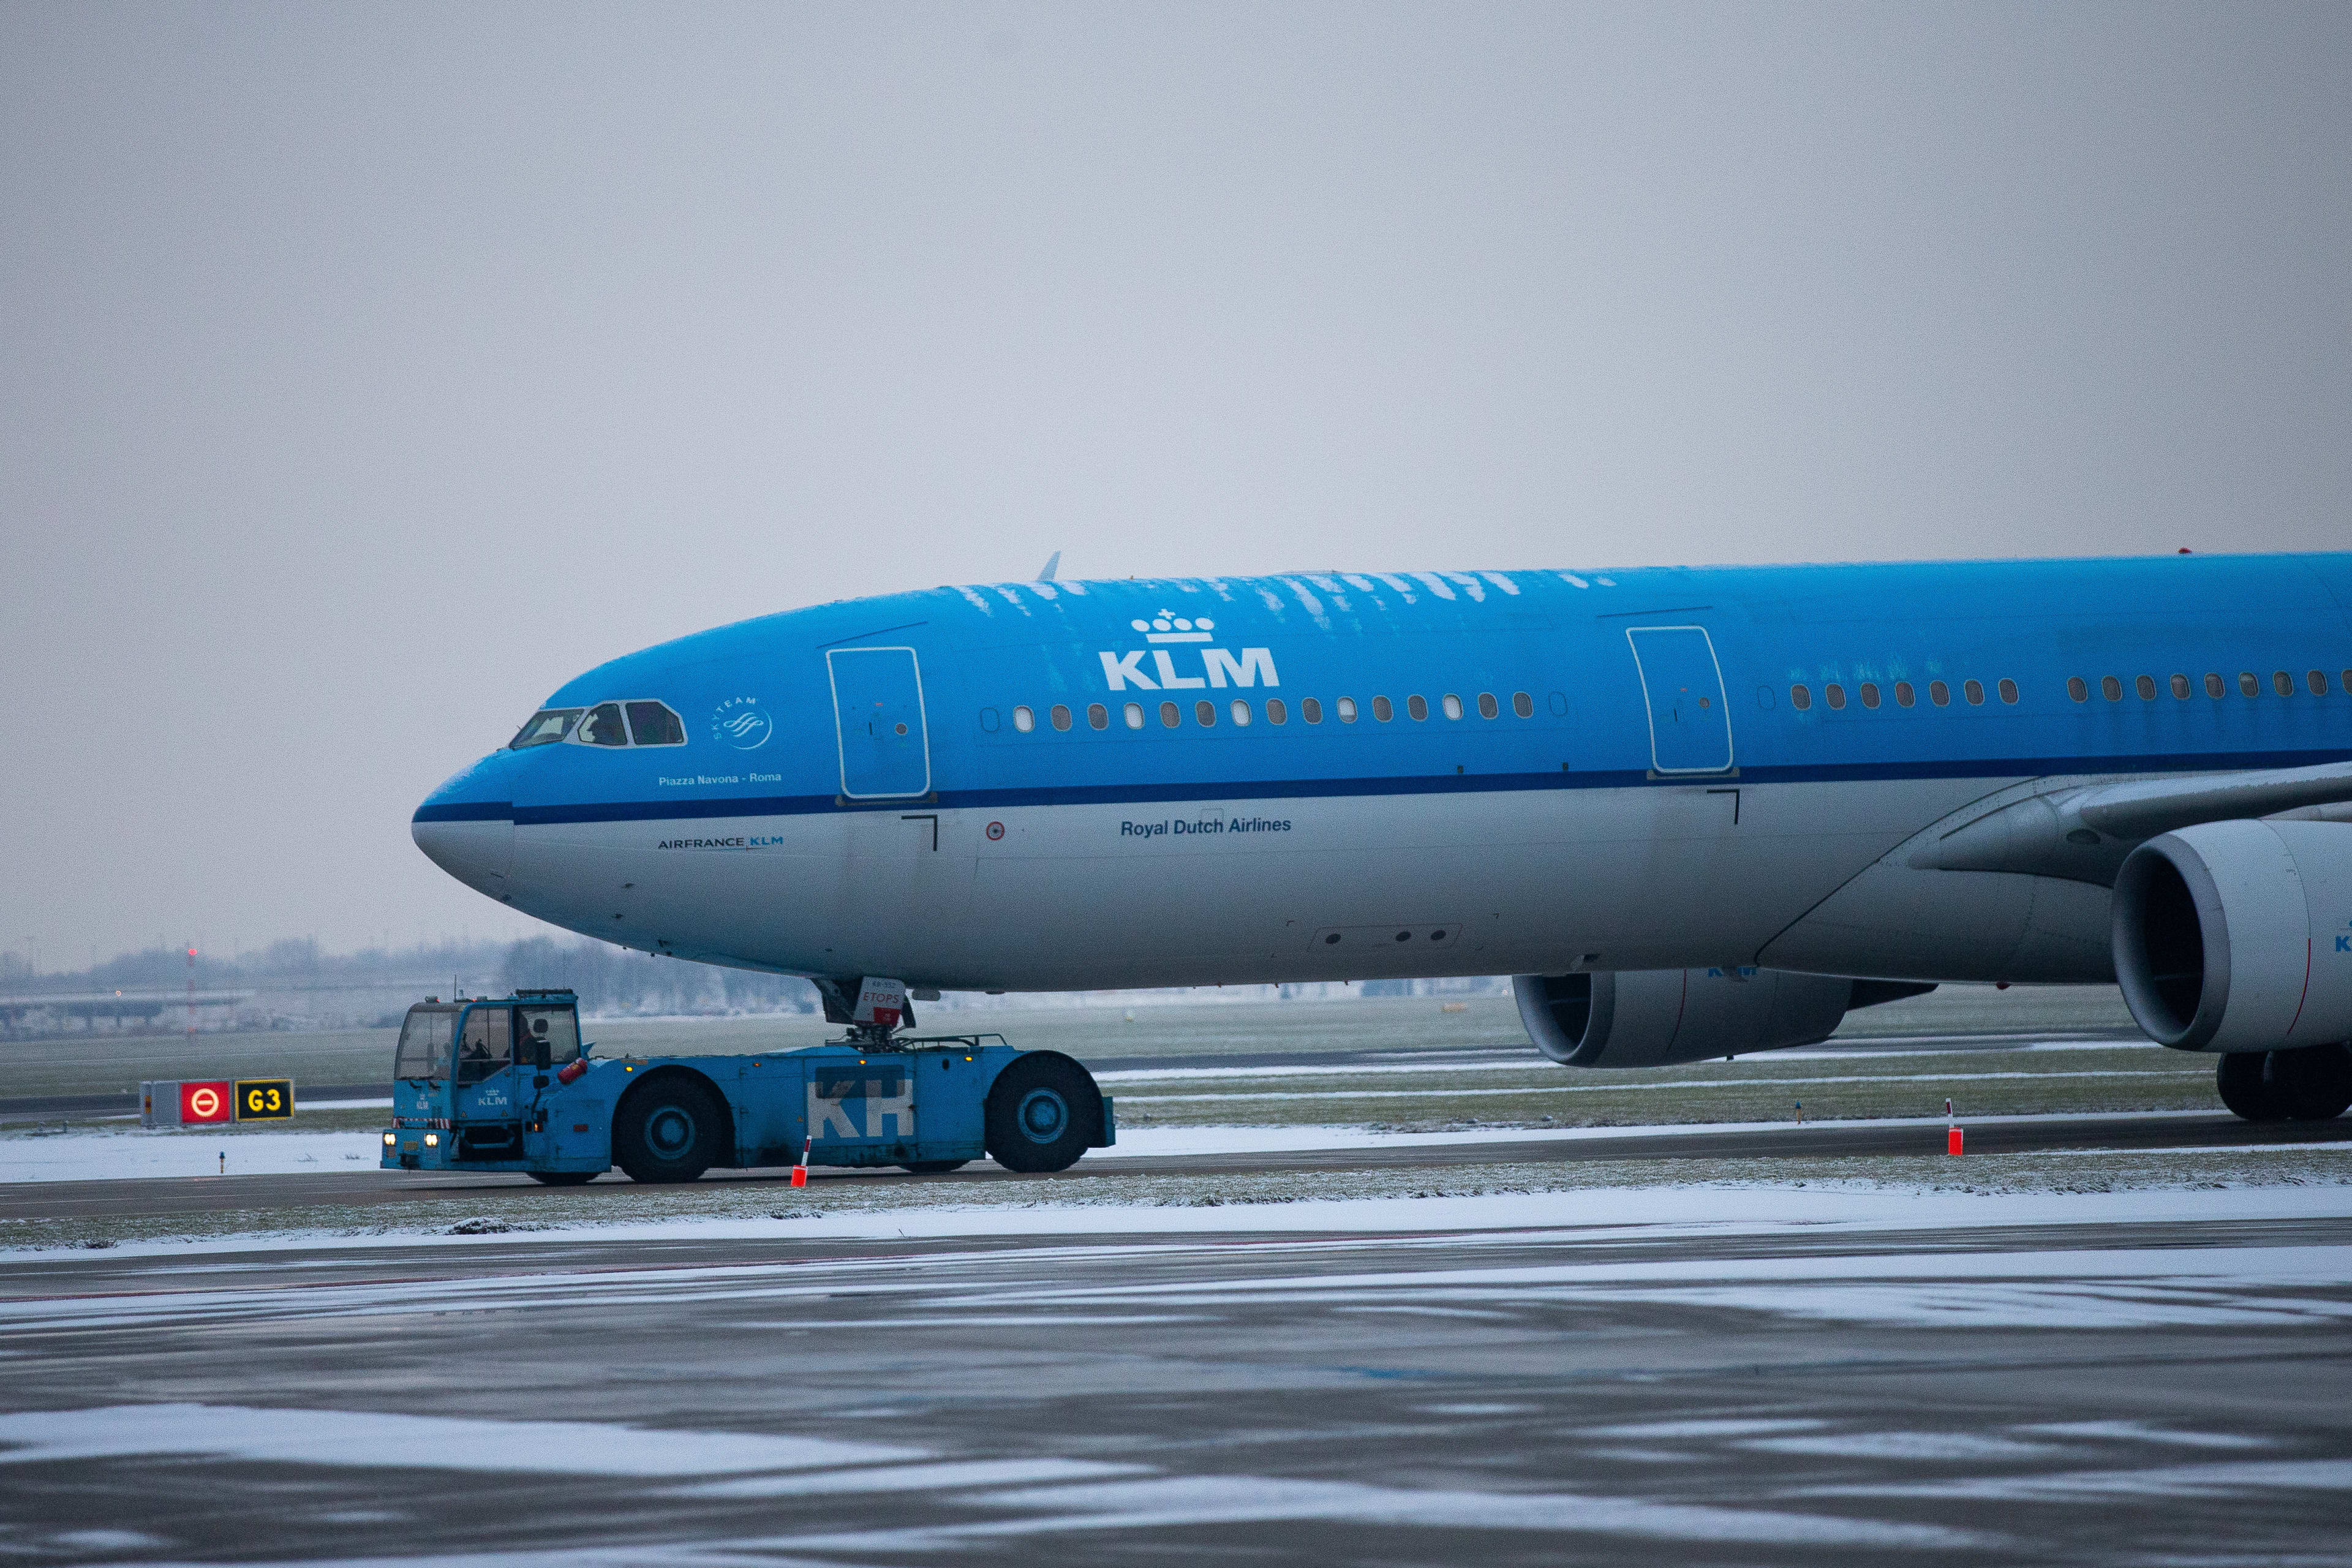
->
[[0, 1196, 2346, 1565]]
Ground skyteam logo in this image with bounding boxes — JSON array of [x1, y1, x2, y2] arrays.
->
[[710, 696, 772, 750], [1101, 611, 1278, 692]]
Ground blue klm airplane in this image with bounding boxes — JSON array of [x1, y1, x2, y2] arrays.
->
[[414, 554, 2352, 1123]]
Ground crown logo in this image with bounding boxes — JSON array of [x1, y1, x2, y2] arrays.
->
[[1131, 610, 1215, 644]]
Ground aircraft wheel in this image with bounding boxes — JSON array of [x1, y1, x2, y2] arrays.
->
[[985, 1053, 1100, 1174], [527, 1170, 598, 1186], [2275, 1042, 2352, 1121], [900, 1160, 970, 1174], [2216, 1052, 2291, 1122], [614, 1080, 722, 1183]]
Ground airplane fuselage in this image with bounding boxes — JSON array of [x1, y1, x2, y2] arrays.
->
[[413, 556, 2352, 993]]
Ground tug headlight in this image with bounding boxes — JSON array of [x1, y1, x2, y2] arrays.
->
[[423, 1133, 440, 1147], [382, 1132, 396, 1147]]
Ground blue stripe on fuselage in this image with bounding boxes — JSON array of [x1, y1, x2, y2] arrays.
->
[[413, 555, 2352, 829]]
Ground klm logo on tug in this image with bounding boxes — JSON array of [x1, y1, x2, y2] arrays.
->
[[1099, 614, 1278, 692]]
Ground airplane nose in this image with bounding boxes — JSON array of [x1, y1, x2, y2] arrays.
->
[[412, 770, 516, 899]]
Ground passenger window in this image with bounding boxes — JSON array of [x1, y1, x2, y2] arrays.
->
[[1230, 699, 1252, 726], [577, 703, 629, 747], [2100, 676, 2122, 701], [2067, 677, 2088, 703], [1303, 698, 1324, 723], [2206, 673, 2226, 698], [1195, 699, 1216, 726], [1999, 679, 2019, 704], [510, 708, 583, 749], [1860, 682, 1880, 710], [2239, 672, 2260, 697], [2171, 674, 2191, 699], [625, 701, 686, 746], [1407, 695, 1428, 721], [1087, 703, 1109, 731], [1159, 701, 1180, 728], [518, 1008, 580, 1066], [1929, 680, 1950, 706], [1441, 694, 1463, 720], [2274, 671, 2294, 696], [1477, 693, 1498, 720], [1894, 681, 1915, 707], [2136, 675, 2156, 701], [1964, 680, 1985, 705], [1050, 704, 1072, 731], [1826, 684, 1847, 710], [1512, 692, 1534, 718], [1790, 684, 1812, 711], [1013, 705, 1036, 733], [1266, 698, 1288, 725], [1124, 702, 1145, 729], [2342, 669, 2352, 695], [1338, 696, 1359, 722], [454, 1006, 513, 1085], [1373, 696, 1394, 722], [2310, 671, 2329, 696]]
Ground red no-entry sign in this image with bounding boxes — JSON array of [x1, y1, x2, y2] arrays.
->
[[181, 1081, 232, 1124]]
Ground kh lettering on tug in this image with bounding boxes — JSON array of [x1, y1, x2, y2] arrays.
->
[[415, 557, 2352, 1126]]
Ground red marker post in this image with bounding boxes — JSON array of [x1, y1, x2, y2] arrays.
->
[[1946, 1098, 1963, 1156], [790, 1134, 812, 1189]]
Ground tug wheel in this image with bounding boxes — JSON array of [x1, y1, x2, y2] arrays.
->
[[527, 1170, 598, 1186], [984, 1052, 1100, 1174], [614, 1077, 723, 1183]]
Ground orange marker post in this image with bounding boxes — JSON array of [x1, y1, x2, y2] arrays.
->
[[790, 1134, 812, 1189], [1946, 1099, 1962, 1156]]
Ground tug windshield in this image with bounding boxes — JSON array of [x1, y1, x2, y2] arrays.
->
[[393, 1006, 456, 1080], [454, 1006, 513, 1085]]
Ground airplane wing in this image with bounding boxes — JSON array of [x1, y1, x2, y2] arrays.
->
[[1910, 758, 2352, 882]]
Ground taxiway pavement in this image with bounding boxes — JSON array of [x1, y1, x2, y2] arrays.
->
[[0, 1193, 2345, 1565]]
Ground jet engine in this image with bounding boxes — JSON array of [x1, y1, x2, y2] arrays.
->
[[2111, 819, 2352, 1054], [1512, 968, 1932, 1069]]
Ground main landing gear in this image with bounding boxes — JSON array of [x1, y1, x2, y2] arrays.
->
[[2217, 1044, 2352, 1123]]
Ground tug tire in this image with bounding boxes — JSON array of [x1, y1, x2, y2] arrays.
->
[[614, 1077, 724, 1183], [984, 1052, 1100, 1174]]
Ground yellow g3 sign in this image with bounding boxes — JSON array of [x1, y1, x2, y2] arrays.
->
[[235, 1079, 295, 1121]]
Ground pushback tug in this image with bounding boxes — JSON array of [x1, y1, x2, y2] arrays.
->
[[380, 979, 1112, 1183]]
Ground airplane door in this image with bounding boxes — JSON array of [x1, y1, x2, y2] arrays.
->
[[827, 647, 932, 799], [1625, 626, 1733, 774]]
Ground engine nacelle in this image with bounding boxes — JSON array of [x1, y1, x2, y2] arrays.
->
[[1512, 968, 1928, 1069], [2112, 819, 2352, 1052]]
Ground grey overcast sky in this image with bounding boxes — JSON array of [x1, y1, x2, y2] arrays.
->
[[4, 3, 2349, 967]]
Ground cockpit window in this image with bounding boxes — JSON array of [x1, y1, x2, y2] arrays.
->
[[625, 701, 686, 746], [510, 709, 584, 749], [576, 703, 630, 747]]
